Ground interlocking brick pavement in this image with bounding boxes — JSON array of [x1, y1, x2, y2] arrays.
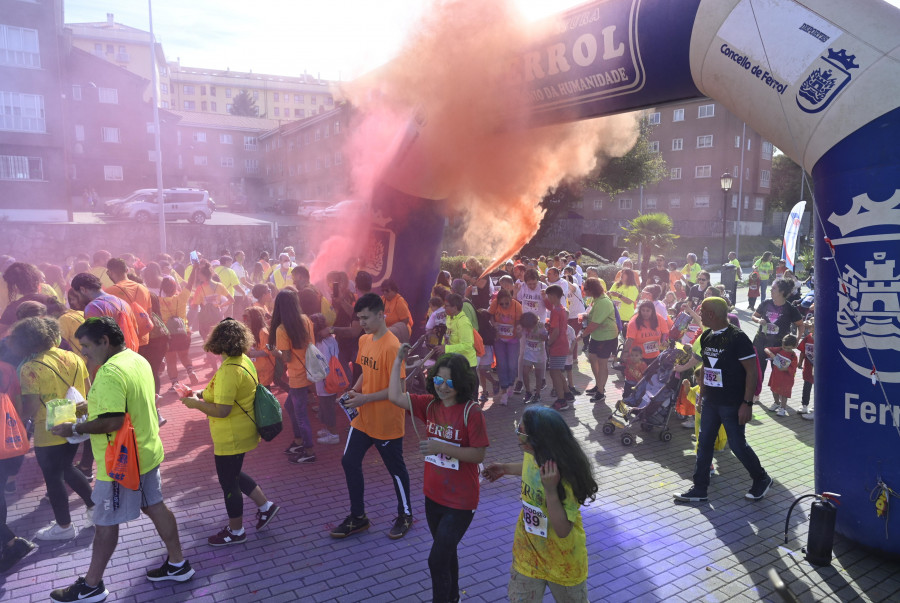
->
[[2, 298, 898, 602]]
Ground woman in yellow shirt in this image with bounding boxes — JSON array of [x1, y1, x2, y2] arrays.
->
[[160, 276, 197, 388], [179, 318, 279, 547], [608, 268, 640, 322]]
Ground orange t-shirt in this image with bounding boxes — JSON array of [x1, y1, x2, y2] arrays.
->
[[105, 280, 153, 346], [353, 330, 405, 440], [254, 327, 276, 387], [489, 298, 523, 340], [625, 316, 667, 360], [276, 316, 315, 388], [383, 295, 413, 329]]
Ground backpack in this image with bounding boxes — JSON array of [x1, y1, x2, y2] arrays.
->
[[236, 364, 283, 441], [294, 345, 329, 383], [149, 312, 170, 341], [322, 338, 351, 394], [166, 316, 187, 336], [472, 329, 485, 358]]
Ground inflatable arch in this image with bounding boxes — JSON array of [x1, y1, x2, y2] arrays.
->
[[367, 0, 900, 556]]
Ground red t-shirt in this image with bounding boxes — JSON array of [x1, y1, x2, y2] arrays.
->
[[766, 346, 798, 397], [547, 304, 569, 357], [409, 394, 490, 510], [799, 334, 814, 383]]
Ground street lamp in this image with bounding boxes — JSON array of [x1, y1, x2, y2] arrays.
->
[[720, 172, 733, 263]]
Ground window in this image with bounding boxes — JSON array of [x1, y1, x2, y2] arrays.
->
[[695, 165, 712, 178], [334, 120, 341, 134], [219, 133, 232, 144], [670, 167, 682, 180], [200, 86, 206, 96], [184, 100, 196, 110], [745, 167, 750, 179], [315, 128, 321, 141], [734, 165, 740, 179], [618, 198, 632, 210], [731, 193, 738, 209], [591, 199, 602, 210], [252, 90, 259, 99], [193, 155, 208, 166], [673, 108, 684, 122], [310, 95, 317, 105], [325, 95, 333, 105], [104, 165, 123, 181], [648, 112, 660, 125], [193, 132, 206, 143], [226, 88, 232, 98], [210, 101, 217, 112], [755, 197, 764, 211], [245, 158, 259, 174], [160, 83, 168, 94], [244, 136, 257, 151], [94, 43, 102, 56], [672, 138, 683, 151], [101, 127, 120, 143], [645, 197, 657, 209], [315, 158, 322, 171], [698, 103, 715, 118], [177, 154, 182, 169], [184, 85, 195, 95], [648, 140, 659, 153], [760, 169, 771, 187], [74, 124, 84, 141], [161, 100, 169, 109], [201, 101, 207, 111], [670, 197, 681, 208], [0, 155, 42, 180], [274, 107, 280, 117], [273, 92, 279, 101], [226, 104, 232, 113], [693, 195, 710, 208], [106, 44, 113, 54], [761, 140, 773, 160], [221, 156, 234, 168], [98, 88, 118, 104], [295, 94, 303, 103], [744, 196, 749, 209], [697, 135, 713, 148], [72, 85, 82, 101], [735, 136, 741, 148], [746, 138, 752, 151], [294, 108, 302, 117], [0, 91, 45, 132], [210, 86, 216, 96]]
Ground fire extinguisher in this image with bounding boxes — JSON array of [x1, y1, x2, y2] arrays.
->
[[783, 492, 841, 566]]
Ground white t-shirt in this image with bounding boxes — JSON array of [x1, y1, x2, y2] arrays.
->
[[426, 308, 447, 331], [565, 324, 577, 365], [231, 262, 248, 296], [517, 282, 547, 322], [563, 281, 586, 318], [522, 327, 547, 364]]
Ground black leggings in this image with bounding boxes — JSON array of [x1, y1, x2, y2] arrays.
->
[[426, 497, 475, 603], [34, 443, 94, 526], [214, 453, 258, 519], [0, 455, 24, 544]]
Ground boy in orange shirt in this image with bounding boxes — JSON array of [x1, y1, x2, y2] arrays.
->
[[331, 293, 412, 540]]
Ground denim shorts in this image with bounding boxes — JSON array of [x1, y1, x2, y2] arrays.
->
[[91, 465, 163, 526]]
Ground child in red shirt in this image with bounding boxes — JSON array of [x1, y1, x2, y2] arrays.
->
[[545, 285, 571, 411], [765, 334, 798, 417], [747, 272, 761, 310], [798, 317, 815, 420]]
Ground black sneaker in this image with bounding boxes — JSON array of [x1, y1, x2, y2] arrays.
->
[[591, 392, 606, 403], [564, 392, 575, 402], [284, 442, 304, 455], [207, 527, 247, 547], [585, 386, 598, 395], [146, 557, 195, 582], [50, 577, 109, 602], [0, 537, 36, 572], [513, 380, 524, 395], [745, 474, 774, 501], [289, 450, 317, 464], [569, 386, 581, 396], [673, 487, 708, 502], [256, 503, 280, 530], [388, 514, 413, 539], [330, 514, 371, 538]]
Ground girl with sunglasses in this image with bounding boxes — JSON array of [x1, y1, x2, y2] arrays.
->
[[387, 348, 489, 603], [482, 406, 598, 602]]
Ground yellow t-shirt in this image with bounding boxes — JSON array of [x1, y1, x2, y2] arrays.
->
[[682, 263, 702, 285], [160, 289, 191, 323], [353, 330, 405, 440], [19, 348, 89, 447], [58, 310, 86, 355], [202, 355, 260, 455], [88, 349, 164, 480], [511, 452, 587, 587], [610, 283, 639, 321], [90, 265, 115, 289], [214, 265, 242, 297]]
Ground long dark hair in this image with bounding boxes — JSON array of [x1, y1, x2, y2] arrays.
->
[[634, 300, 659, 330], [244, 306, 267, 346], [615, 268, 637, 288], [522, 406, 598, 505], [425, 353, 478, 404], [269, 288, 308, 349]]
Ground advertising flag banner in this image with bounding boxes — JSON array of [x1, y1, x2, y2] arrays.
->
[[782, 201, 806, 271]]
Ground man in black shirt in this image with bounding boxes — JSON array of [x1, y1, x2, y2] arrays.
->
[[674, 297, 772, 503], [647, 256, 671, 293]]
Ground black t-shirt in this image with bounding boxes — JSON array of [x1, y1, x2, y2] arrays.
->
[[470, 280, 492, 310], [754, 300, 802, 346], [646, 268, 670, 291], [687, 284, 708, 309], [700, 325, 757, 405]]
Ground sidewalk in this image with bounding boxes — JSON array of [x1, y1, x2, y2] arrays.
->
[[2, 300, 897, 602]]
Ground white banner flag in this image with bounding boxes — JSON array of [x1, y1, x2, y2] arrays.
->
[[781, 201, 806, 271]]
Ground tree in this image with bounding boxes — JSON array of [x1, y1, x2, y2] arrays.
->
[[769, 153, 812, 213], [621, 212, 678, 278], [584, 117, 668, 202], [229, 90, 259, 117]]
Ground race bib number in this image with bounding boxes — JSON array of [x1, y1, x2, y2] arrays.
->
[[765, 323, 779, 335], [703, 367, 723, 387], [424, 438, 459, 470], [772, 354, 791, 370], [496, 323, 514, 338], [642, 340, 659, 355], [523, 299, 539, 312], [522, 501, 548, 538], [526, 339, 543, 353], [804, 343, 815, 361]]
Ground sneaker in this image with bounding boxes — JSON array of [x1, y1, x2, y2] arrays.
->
[[673, 487, 708, 502], [513, 381, 524, 395], [564, 392, 576, 403], [35, 522, 77, 541], [798, 406, 811, 414], [591, 392, 606, 403], [776, 407, 788, 417], [709, 464, 717, 477], [84, 506, 96, 528], [585, 386, 599, 395], [569, 386, 581, 396], [4, 480, 15, 494], [317, 428, 329, 437], [255, 503, 280, 530], [540, 379, 547, 391], [146, 557, 195, 582], [0, 537, 36, 573], [499, 392, 508, 406], [330, 514, 371, 538], [523, 392, 533, 404], [746, 474, 774, 501], [681, 417, 695, 429], [284, 442, 304, 455], [49, 577, 109, 602], [801, 411, 815, 421], [317, 432, 340, 445], [388, 514, 413, 539], [289, 450, 317, 463], [768, 402, 780, 412], [207, 527, 247, 547], [552, 399, 570, 411], [188, 372, 200, 386], [158, 414, 168, 427]]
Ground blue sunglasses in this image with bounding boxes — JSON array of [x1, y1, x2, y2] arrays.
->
[[432, 376, 455, 389]]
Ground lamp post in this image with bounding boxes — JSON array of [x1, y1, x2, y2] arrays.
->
[[720, 172, 733, 263]]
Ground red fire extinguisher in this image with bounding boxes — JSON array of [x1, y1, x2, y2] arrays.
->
[[783, 492, 841, 566]]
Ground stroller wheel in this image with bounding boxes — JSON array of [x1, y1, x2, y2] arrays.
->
[[640, 422, 653, 432], [621, 433, 634, 446], [659, 430, 673, 442], [602, 423, 616, 436]]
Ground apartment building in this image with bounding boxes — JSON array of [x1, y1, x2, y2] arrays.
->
[[0, 0, 67, 210]]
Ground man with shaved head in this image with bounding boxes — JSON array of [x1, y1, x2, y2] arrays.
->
[[674, 297, 772, 504]]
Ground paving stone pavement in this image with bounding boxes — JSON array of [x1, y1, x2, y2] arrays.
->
[[2, 302, 898, 602]]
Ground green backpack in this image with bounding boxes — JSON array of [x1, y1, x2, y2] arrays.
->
[[236, 364, 283, 442]]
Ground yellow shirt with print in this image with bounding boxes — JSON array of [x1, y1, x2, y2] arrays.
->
[[58, 310, 86, 355], [19, 348, 89, 447], [511, 452, 587, 587], [682, 263, 702, 285], [88, 349, 164, 480], [202, 355, 260, 455]]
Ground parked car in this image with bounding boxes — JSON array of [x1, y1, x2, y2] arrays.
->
[[259, 198, 300, 214], [104, 189, 155, 215], [112, 188, 216, 224], [311, 199, 370, 221], [298, 200, 332, 218]]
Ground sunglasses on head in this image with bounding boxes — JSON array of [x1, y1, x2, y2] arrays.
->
[[432, 376, 454, 389], [514, 421, 529, 444]]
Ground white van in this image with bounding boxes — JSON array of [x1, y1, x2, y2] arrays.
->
[[112, 188, 216, 224]]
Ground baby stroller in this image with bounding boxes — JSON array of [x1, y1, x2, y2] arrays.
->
[[602, 340, 690, 446]]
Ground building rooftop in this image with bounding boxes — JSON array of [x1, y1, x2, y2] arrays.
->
[[166, 110, 281, 132]]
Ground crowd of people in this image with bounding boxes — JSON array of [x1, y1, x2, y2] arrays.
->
[[0, 244, 815, 602]]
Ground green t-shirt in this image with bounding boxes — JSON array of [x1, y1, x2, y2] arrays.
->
[[88, 349, 164, 480], [588, 296, 618, 341], [214, 265, 242, 297], [754, 260, 774, 280], [682, 263, 702, 285]]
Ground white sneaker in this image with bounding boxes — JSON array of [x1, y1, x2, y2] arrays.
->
[[317, 432, 340, 445], [84, 506, 95, 528], [316, 428, 329, 437], [798, 406, 811, 414], [776, 407, 788, 417], [681, 418, 695, 429], [768, 403, 780, 412], [35, 522, 77, 541], [802, 411, 814, 420]]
